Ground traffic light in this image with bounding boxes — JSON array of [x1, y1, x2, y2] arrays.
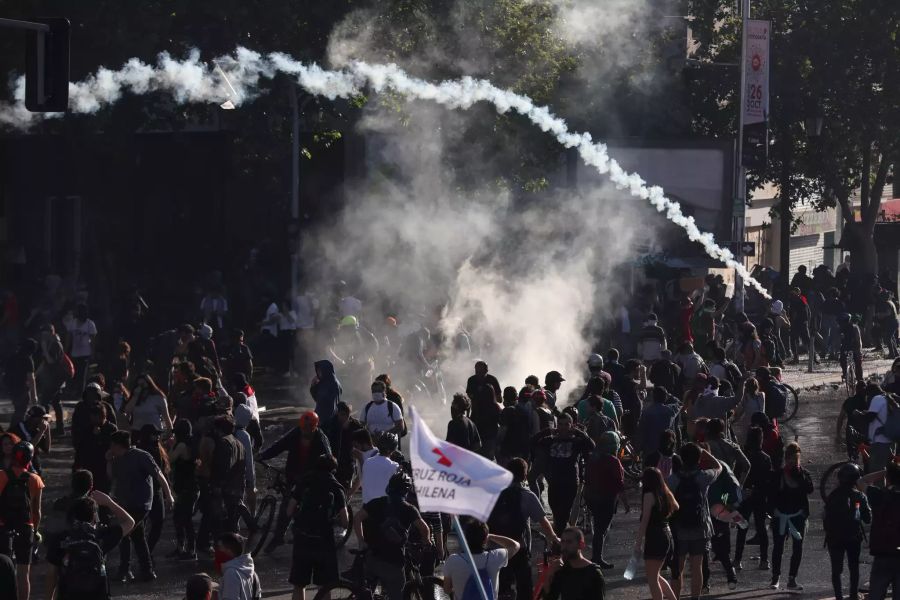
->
[[25, 17, 70, 112]]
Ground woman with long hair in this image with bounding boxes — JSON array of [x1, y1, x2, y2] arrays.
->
[[125, 374, 173, 433], [636, 467, 680, 600]]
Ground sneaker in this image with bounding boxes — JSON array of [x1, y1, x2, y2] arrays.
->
[[770, 576, 780, 590], [728, 579, 738, 591], [734, 561, 743, 573], [702, 584, 710, 594], [759, 559, 770, 570], [787, 578, 803, 592], [117, 569, 134, 584]]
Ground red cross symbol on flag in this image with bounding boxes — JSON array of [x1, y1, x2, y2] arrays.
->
[[432, 448, 453, 467]]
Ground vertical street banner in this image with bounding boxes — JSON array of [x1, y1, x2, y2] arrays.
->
[[409, 407, 512, 521], [742, 19, 770, 169]]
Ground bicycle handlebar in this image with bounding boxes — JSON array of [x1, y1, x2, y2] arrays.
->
[[255, 460, 286, 476]]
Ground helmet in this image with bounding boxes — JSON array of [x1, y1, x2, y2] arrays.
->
[[837, 462, 862, 486], [12, 441, 34, 467], [340, 315, 359, 329], [375, 431, 399, 454], [838, 312, 851, 323], [386, 470, 413, 498], [298, 411, 320, 433], [587, 354, 604, 369]]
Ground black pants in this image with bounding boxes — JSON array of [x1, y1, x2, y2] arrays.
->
[[828, 539, 861, 600], [498, 547, 532, 600], [588, 496, 616, 563], [790, 324, 811, 360], [72, 356, 91, 397], [734, 495, 768, 562], [771, 519, 805, 579], [547, 479, 577, 535], [146, 492, 165, 554], [711, 519, 736, 582], [173, 492, 198, 552], [869, 555, 900, 600], [272, 488, 294, 543], [119, 507, 151, 574]]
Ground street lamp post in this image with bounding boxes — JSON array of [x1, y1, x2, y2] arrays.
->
[[734, 0, 750, 314]]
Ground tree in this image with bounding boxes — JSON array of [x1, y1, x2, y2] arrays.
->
[[687, 0, 898, 287]]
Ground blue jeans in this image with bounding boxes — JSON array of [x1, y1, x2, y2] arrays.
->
[[821, 315, 840, 355]]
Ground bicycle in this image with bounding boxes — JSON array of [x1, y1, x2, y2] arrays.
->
[[252, 461, 353, 557], [780, 383, 800, 423], [530, 531, 560, 600], [313, 545, 445, 600]]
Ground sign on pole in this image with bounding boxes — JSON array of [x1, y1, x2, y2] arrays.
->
[[742, 19, 770, 169]]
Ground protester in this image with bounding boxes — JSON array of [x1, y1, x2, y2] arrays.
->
[[443, 519, 520, 600], [532, 414, 594, 534], [823, 463, 870, 600], [542, 527, 605, 600], [5, 339, 37, 429], [446, 393, 482, 453], [465, 361, 502, 459], [768, 442, 813, 591], [583, 431, 623, 568], [636, 468, 679, 600], [863, 462, 900, 600], [362, 380, 405, 437], [215, 532, 262, 600], [0, 441, 43, 600], [64, 305, 98, 397]]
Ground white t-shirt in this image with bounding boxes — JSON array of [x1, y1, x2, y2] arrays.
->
[[339, 296, 363, 318], [444, 548, 509, 599], [361, 454, 399, 503], [362, 400, 402, 434], [278, 309, 298, 332], [294, 294, 318, 330], [868, 394, 891, 444], [261, 303, 279, 336], [65, 317, 97, 358], [131, 394, 170, 431]]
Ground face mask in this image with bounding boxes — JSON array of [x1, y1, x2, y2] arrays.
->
[[214, 549, 231, 574], [372, 392, 385, 403]]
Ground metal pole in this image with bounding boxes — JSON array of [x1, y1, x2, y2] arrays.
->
[[290, 84, 300, 299], [450, 515, 491, 600], [733, 0, 750, 313]]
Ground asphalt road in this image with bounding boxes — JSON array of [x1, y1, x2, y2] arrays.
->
[[3, 358, 892, 600]]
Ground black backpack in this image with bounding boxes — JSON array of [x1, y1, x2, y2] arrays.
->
[[0, 468, 32, 525], [364, 400, 408, 438], [59, 528, 109, 599], [373, 500, 410, 552], [765, 383, 788, 420], [823, 487, 865, 544], [869, 488, 900, 556], [487, 485, 527, 544], [673, 472, 705, 529], [294, 482, 337, 541]]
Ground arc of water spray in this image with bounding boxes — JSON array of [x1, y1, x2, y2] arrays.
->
[[0, 47, 770, 298]]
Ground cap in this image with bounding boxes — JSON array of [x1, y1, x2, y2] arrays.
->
[[185, 573, 218, 600], [545, 371, 565, 383]]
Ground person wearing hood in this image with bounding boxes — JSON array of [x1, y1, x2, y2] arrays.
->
[[259, 411, 332, 553], [583, 431, 624, 568], [215, 533, 261, 600], [5, 338, 38, 430], [767, 300, 791, 362], [787, 288, 814, 365], [310, 360, 341, 423], [287, 454, 349, 596], [231, 373, 262, 450], [637, 314, 668, 363]]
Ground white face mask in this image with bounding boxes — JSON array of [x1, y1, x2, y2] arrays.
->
[[372, 392, 386, 403]]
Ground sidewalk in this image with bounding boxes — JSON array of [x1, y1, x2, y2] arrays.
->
[[778, 350, 895, 390]]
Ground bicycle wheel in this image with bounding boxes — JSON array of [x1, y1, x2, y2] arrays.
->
[[781, 384, 800, 423], [334, 504, 354, 549], [314, 580, 370, 600], [251, 496, 278, 557], [403, 576, 448, 600]]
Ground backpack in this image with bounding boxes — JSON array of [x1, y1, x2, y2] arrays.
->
[[293, 482, 337, 541], [765, 383, 788, 420], [365, 400, 408, 438], [59, 528, 109, 599], [487, 486, 527, 544], [371, 500, 410, 553], [461, 564, 495, 600], [869, 488, 900, 556], [708, 463, 741, 507], [673, 472, 705, 529], [823, 487, 864, 544], [874, 399, 900, 442], [0, 468, 32, 525]]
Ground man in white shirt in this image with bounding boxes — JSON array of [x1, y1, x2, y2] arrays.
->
[[867, 385, 897, 471], [361, 381, 405, 436], [360, 433, 400, 504], [64, 304, 97, 396], [443, 519, 520, 600]]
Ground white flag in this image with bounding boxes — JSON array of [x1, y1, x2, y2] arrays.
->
[[409, 406, 512, 521]]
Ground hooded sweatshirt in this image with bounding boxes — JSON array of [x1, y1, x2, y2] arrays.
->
[[234, 405, 256, 488], [220, 554, 261, 600], [311, 360, 341, 422]]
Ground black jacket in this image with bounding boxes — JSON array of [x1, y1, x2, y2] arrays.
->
[[259, 427, 332, 483]]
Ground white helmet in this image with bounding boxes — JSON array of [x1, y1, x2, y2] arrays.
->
[[587, 353, 604, 369]]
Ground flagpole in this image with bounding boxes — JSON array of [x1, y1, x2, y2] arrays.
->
[[450, 515, 491, 600]]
